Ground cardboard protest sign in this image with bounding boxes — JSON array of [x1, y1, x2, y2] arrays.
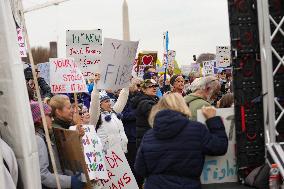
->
[[66, 29, 102, 79], [97, 38, 139, 90], [37, 62, 50, 85], [216, 46, 231, 67], [163, 50, 176, 68], [16, 28, 27, 57], [197, 108, 237, 184], [94, 145, 139, 189], [203, 60, 215, 76], [137, 52, 157, 78], [50, 58, 87, 93], [53, 128, 93, 189]]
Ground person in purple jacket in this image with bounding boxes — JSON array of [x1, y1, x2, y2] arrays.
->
[[135, 93, 228, 189]]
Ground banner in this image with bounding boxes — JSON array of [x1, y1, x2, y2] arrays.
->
[[203, 60, 215, 76], [163, 50, 176, 68], [16, 28, 27, 57], [53, 128, 93, 189], [137, 52, 158, 78], [97, 38, 139, 90], [94, 145, 139, 189], [197, 108, 237, 184], [50, 58, 87, 93], [37, 62, 50, 85], [66, 29, 102, 79], [216, 46, 231, 67]]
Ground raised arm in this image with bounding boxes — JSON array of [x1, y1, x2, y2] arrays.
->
[[113, 88, 129, 113]]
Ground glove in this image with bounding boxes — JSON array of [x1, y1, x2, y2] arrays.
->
[[71, 173, 84, 189]]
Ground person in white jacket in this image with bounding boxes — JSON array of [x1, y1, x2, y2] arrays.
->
[[89, 74, 129, 153]]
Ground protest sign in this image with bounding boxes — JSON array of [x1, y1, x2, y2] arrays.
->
[[66, 29, 102, 79], [203, 60, 215, 76], [163, 50, 176, 68], [53, 128, 93, 189], [16, 28, 27, 57], [69, 125, 108, 180], [50, 58, 87, 93], [216, 46, 231, 67], [197, 108, 237, 184], [188, 63, 200, 73], [137, 52, 157, 78], [97, 38, 139, 90], [94, 145, 139, 189], [37, 62, 50, 85]]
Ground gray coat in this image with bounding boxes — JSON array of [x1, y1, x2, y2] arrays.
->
[[36, 129, 71, 188]]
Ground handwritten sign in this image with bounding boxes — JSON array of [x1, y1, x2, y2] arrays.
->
[[216, 46, 231, 67], [197, 108, 237, 184], [37, 62, 50, 85], [163, 50, 176, 68], [50, 58, 87, 93], [16, 28, 27, 57], [136, 52, 157, 78], [94, 145, 139, 189], [70, 125, 108, 180], [203, 60, 215, 76], [97, 38, 139, 90], [53, 128, 93, 189], [66, 29, 102, 79]]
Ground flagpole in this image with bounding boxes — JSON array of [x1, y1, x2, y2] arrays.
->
[[163, 31, 169, 87]]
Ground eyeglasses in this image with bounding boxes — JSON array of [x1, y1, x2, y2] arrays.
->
[[148, 85, 158, 88]]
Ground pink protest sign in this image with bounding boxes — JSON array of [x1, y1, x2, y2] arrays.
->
[[50, 58, 87, 93]]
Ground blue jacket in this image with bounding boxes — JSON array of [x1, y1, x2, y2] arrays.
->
[[135, 110, 228, 189], [122, 93, 137, 143]]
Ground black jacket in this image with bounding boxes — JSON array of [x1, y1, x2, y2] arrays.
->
[[135, 110, 228, 189], [131, 92, 159, 147]]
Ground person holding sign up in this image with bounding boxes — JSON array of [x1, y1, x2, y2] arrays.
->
[[30, 102, 85, 189], [90, 74, 129, 154], [135, 93, 228, 189]]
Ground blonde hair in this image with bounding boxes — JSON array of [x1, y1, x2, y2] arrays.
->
[[49, 95, 70, 117], [148, 93, 191, 127]]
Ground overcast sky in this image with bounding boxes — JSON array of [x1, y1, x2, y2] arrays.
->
[[23, 0, 230, 65]]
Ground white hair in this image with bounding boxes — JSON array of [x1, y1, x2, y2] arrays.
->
[[191, 76, 219, 92]]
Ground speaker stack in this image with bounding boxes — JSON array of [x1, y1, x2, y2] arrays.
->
[[228, 0, 265, 181]]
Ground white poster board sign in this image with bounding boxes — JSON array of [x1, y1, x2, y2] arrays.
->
[[163, 50, 176, 68], [70, 125, 108, 180], [203, 60, 215, 76], [216, 46, 231, 67], [197, 108, 237, 184], [16, 28, 27, 57], [50, 58, 87, 93], [94, 145, 139, 189], [97, 38, 139, 90], [37, 62, 50, 85], [66, 29, 102, 79]]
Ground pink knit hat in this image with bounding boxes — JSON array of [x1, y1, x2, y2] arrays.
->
[[30, 102, 51, 123]]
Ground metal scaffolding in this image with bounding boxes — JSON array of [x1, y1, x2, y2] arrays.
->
[[257, 0, 284, 177]]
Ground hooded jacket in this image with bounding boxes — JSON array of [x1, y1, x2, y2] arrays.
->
[[135, 109, 228, 189], [184, 94, 211, 121], [131, 92, 159, 147]]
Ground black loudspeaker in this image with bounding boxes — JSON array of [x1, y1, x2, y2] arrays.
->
[[228, 0, 265, 182]]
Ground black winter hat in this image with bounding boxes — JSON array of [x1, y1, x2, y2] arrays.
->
[[24, 67, 33, 80]]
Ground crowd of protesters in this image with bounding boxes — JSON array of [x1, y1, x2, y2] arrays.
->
[[2, 64, 235, 189]]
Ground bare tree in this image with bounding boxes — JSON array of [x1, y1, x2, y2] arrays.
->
[[196, 53, 216, 64]]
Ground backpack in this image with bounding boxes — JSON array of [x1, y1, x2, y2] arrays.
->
[[245, 163, 270, 189]]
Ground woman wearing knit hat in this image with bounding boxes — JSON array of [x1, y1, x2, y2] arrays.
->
[[169, 75, 185, 96], [89, 74, 129, 154], [30, 102, 84, 189]]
